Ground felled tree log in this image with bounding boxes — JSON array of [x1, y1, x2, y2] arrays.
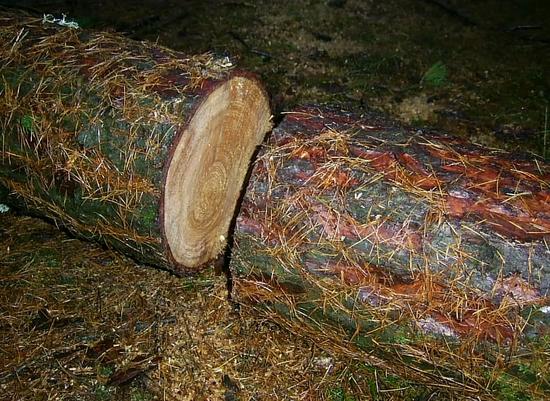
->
[[231, 105, 550, 398], [0, 9, 271, 272]]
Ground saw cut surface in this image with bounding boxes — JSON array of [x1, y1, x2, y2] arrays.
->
[[164, 75, 271, 268]]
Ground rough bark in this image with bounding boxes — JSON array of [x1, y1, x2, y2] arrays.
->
[[0, 9, 272, 273], [231, 105, 550, 398]]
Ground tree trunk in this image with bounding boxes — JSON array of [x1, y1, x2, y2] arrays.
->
[[231, 105, 550, 398], [0, 9, 272, 273]]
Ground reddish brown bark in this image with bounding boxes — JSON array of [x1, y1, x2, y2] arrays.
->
[[231, 105, 549, 397]]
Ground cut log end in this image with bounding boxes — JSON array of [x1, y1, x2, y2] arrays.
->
[[163, 74, 271, 269]]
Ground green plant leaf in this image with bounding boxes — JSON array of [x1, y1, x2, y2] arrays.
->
[[20, 115, 34, 131], [421, 61, 447, 87]]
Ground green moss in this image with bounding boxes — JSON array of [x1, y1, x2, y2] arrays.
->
[[492, 373, 533, 401], [33, 248, 61, 268], [367, 377, 379, 400], [354, 335, 373, 350], [97, 364, 114, 378], [77, 124, 103, 148], [58, 273, 76, 285], [20, 115, 34, 132], [517, 364, 536, 379], [327, 387, 356, 401], [387, 325, 413, 345], [383, 373, 407, 388], [129, 387, 153, 401], [61, 115, 79, 132], [136, 199, 158, 232], [93, 384, 114, 401]]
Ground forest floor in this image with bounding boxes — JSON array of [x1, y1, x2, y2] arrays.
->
[[21, 0, 548, 157], [1, 1, 549, 400]]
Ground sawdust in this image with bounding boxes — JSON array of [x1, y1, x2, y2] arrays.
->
[[1, 212, 429, 400]]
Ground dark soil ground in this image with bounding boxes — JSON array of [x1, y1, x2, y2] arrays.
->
[[1, 1, 549, 400]]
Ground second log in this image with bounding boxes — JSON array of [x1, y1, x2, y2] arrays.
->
[[231, 105, 550, 398]]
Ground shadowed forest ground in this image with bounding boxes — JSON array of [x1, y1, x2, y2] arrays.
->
[[1, 1, 549, 400]]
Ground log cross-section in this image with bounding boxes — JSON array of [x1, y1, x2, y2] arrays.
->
[[163, 77, 270, 267]]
